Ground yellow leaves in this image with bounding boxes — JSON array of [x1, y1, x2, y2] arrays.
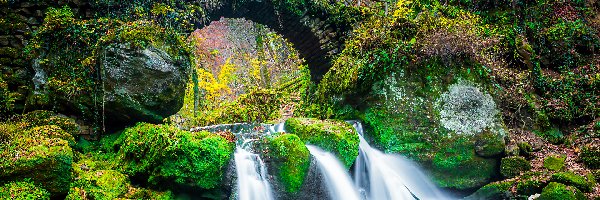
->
[[197, 58, 236, 102], [392, 0, 412, 20]]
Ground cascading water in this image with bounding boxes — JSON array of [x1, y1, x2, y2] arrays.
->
[[306, 145, 362, 200], [234, 147, 274, 200], [350, 121, 452, 200]]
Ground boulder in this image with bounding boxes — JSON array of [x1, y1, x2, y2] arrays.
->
[[99, 44, 188, 125]]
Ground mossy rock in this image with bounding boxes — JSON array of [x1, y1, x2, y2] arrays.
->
[[27, 125, 76, 146], [580, 146, 600, 169], [0, 180, 50, 200], [284, 118, 359, 168], [550, 172, 593, 192], [430, 137, 498, 189], [500, 156, 531, 178], [474, 129, 506, 157], [21, 110, 80, 136], [543, 155, 566, 171], [268, 133, 310, 193], [518, 142, 533, 157], [464, 181, 514, 200], [0, 122, 74, 195], [538, 182, 586, 200], [66, 170, 129, 200], [115, 123, 235, 189], [516, 178, 545, 196]]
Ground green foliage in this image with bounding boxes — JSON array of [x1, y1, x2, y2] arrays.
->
[[550, 172, 593, 192], [543, 155, 566, 171], [0, 112, 75, 195], [500, 156, 531, 178], [0, 76, 18, 116], [540, 20, 599, 70], [538, 182, 586, 200], [516, 178, 545, 196], [115, 123, 234, 189], [534, 128, 564, 144], [518, 142, 533, 156], [0, 180, 50, 200], [580, 146, 600, 169], [285, 118, 359, 168], [466, 181, 513, 199], [268, 134, 310, 193], [66, 170, 129, 200]]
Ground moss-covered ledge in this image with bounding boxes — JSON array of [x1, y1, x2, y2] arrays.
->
[[284, 118, 359, 168]]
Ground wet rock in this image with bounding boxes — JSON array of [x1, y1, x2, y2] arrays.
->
[[99, 43, 188, 125]]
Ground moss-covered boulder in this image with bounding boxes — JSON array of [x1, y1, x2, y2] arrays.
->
[[21, 110, 80, 136], [66, 170, 129, 200], [543, 155, 566, 171], [284, 118, 359, 168], [500, 156, 531, 178], [0, 118, 74, 195], [474, 130, 506, 157], [464, 181, 513, 200], [115, 123, 235, 189], [516, 178, 545, 196], [538, 182, 586, 200], [268, 133, 310, 193], [0, 180, 50, 200], [550, 172, 593, 192]]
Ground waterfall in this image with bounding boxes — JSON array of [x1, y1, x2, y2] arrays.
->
[[306, 145, 361, 200], [234, 147, 274, 200], [350, 121, 452, 200]]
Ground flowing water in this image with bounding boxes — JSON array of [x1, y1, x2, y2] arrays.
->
[[234, 147, 274, 200], [306, 145, 362, 200], [350, 121, 452, 200]]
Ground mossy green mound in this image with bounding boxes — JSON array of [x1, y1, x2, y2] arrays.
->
[[0, 112, 74, 195], [550, 172, 593, 193], [268, 133, 310, 193], [516, 178, 545, 196], [115, 123, 235, 189], [465, 181, 513, 200], [500, 156, 531, 178], [285, 118, 359, 168], [543, 155, 566, 171], [66, 170, 129, 200], [0, 180, 50, 200], [538, 182, 586, 200]]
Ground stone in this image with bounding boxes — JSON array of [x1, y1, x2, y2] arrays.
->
[[99, 43, 188, 126]]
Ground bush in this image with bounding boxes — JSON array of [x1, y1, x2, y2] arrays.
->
[[500, 156, 531, 178], [534, 128, 564, 144], [268, 134, 310, 193], [580, 146, 600, 169], [284, 118, 359, 168], [0, 180, 50, 200]]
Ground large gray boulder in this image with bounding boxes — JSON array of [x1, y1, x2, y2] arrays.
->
[[99, 43, 188, 125]]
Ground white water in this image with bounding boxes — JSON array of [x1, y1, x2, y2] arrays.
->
[[351, 121, 451, 200], [234, 147, 274, 200], [306, 145, 361, 200]]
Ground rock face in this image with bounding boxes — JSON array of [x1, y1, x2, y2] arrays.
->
[[100, 44, 187, 125]]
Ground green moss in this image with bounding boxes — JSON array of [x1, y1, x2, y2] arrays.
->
[[465, 181, 513, 199], [518, 142, 533, 156], [268, 134, 310, 193], [0, 117, 74, 195], [284, 118, 359, 168], [474, 129, 505, 157], [28, 125, 76, 146], [116, 123, 234, 189], [66, 170, 129, 200], [550, 172, 593, 192], [500, 156, 531, 178], [0, 180, 50, 200], [543, 155, 566, 171], [538, 182, 586, 200], [580, 146, 600, 169], [21, 110, 80, 136]]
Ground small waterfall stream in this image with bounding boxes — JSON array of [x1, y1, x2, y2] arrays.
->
[[234, 147, 274, 200], [306, 145, 362, 200], [351, 121, 451, 200]]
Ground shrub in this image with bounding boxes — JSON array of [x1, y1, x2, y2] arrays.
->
[[580, 146, 600, 169]]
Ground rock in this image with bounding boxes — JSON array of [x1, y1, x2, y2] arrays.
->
[[268, 134, 311, 194], [464, 181, 514, 200], [500, 156, 531, 178], [474, 130, 506, 157], [550, 172, 593, 192], [99, 43, 188, 126], [537, 182, 586, 200]]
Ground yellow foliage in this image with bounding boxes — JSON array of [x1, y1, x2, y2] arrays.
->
[[392, 0, 412, 20], [197, 58, 236, 102]]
